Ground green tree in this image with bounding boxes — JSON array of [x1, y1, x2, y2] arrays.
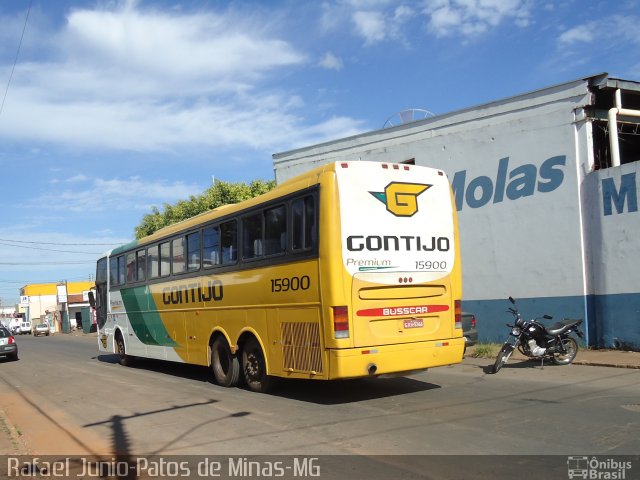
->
[[134, 179, 276, 239]]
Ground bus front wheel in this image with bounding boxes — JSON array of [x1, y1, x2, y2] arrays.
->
[[211, 336, 240, 387], [242, 338, 273, 393], [116, 332, 133, 366]]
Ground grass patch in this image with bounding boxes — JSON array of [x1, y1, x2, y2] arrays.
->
[[471, 343, 497, 358]]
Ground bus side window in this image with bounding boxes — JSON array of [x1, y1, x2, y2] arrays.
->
[[126, 252, 136, 283], [136, 249, 146, 281], [172, 237, 186, 274], [160, 242, 171, 277], [265, 205, 286, 255], [221, 220, 237, 264], [187, 232, 201, 271], [117, 256, 126, 285], [243, 212, 263, 259], [203, 226, 220, 267], [109, 257, 118, 286], [148, 245, 160, 279], [292, 195, 316, 251]]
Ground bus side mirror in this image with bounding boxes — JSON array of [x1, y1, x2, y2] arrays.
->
[[88, 291, 96, 308]]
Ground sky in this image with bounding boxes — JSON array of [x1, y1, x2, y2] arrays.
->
[[0, 0, 638, 306]]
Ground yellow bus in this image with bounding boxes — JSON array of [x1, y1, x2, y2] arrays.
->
[[94, 161, 463, 392]]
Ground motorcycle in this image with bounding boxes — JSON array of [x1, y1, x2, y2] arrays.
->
[[492, 297, 584, 373]]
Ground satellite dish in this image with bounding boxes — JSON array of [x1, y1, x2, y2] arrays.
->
[[383, 108, 435, 128]]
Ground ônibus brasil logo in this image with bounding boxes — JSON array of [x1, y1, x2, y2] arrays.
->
[[370, 182, 432, 217]]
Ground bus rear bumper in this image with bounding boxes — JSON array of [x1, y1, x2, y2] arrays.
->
[[327, 337, 464, 380]]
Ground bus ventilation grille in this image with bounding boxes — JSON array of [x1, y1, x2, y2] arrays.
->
[[281, 322, 323, 373]]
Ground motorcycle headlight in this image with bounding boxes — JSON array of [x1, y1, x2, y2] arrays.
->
[[511, 327, 521, 336]]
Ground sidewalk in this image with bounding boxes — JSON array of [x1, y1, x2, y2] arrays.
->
[[465, 344, 640, 369]]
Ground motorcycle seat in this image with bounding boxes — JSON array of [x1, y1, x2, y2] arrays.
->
[[546, 319, 583, 336]]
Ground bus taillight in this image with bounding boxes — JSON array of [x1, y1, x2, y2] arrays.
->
[[454, 300, 462, 330], [333, 306, 350, 339]]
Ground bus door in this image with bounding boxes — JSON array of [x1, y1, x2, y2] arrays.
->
[[95, 258, 108, 330]]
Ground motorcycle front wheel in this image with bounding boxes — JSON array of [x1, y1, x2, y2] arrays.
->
[[552, 337, 578, 365], [492, 344, 514, 373]]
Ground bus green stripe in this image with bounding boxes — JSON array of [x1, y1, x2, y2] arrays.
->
[[121, 286, 178, 347]]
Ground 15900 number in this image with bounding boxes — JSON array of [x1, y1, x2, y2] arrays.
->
[[271, 276, 311, 292], [415, 260, 447, 270]]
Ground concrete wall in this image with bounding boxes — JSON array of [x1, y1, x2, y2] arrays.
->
[[584, 162, 640, 348]]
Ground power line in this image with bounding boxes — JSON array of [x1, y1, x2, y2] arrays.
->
[[0, 261, 94, 265], [0, 237, 120, 246], [0, 0, 32, 117], [0, 241, 102, 255]]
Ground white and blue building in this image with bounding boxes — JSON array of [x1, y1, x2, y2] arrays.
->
[[273, 73, 640, 349]]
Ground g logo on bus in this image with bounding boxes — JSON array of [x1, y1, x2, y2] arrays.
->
[[370, 182, 431, 217]]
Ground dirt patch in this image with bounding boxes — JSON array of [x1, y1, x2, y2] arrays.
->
[[0, 407, 28, 454], [1, 390, 111, 455]]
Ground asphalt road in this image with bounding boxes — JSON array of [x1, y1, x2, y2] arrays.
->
[[1, 334, 638, 479]]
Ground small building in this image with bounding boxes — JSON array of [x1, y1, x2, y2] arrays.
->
[[273, 73, 640, 349], [20, 281, 95, 333], [0, 306, 17, 328]]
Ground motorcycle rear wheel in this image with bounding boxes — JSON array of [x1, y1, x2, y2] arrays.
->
[[492, 344, 514, 373], [552, 337, 578, 365]]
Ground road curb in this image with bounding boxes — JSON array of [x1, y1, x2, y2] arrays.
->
[[572, 360, 640, 369]]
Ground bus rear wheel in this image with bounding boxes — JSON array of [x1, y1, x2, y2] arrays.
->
[[211, 336, 240, 387], [242, 338, 273, 393]]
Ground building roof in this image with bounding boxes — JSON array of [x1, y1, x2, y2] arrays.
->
[[21, 281, 95, 296]]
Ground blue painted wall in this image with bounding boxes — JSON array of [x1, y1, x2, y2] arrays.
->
[[464, 293, 640, 350]]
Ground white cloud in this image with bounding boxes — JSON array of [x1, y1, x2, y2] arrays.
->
[[0, 2, 364, 153], [349, 4, 415, 46], [31, 176, 204, 213], [61, 3, 303, 88], [558, 15, 640, 48], [353, 10, 387, 45], [319, 52, 344, 70], [66, 174, 89, 183], [423, 0, 532, 38], [558, 24, 593, 45]]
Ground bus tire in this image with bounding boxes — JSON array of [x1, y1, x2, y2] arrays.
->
[[242, 337, 274, 393], [115, 331, 133, 367], [211, 336, 240, 387]]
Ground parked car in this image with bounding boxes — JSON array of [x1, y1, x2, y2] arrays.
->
[[0, 326, 18, 361], [18, 320, 32, 335], [462, 312, 478, 353], [33, 323, 50, 337]]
